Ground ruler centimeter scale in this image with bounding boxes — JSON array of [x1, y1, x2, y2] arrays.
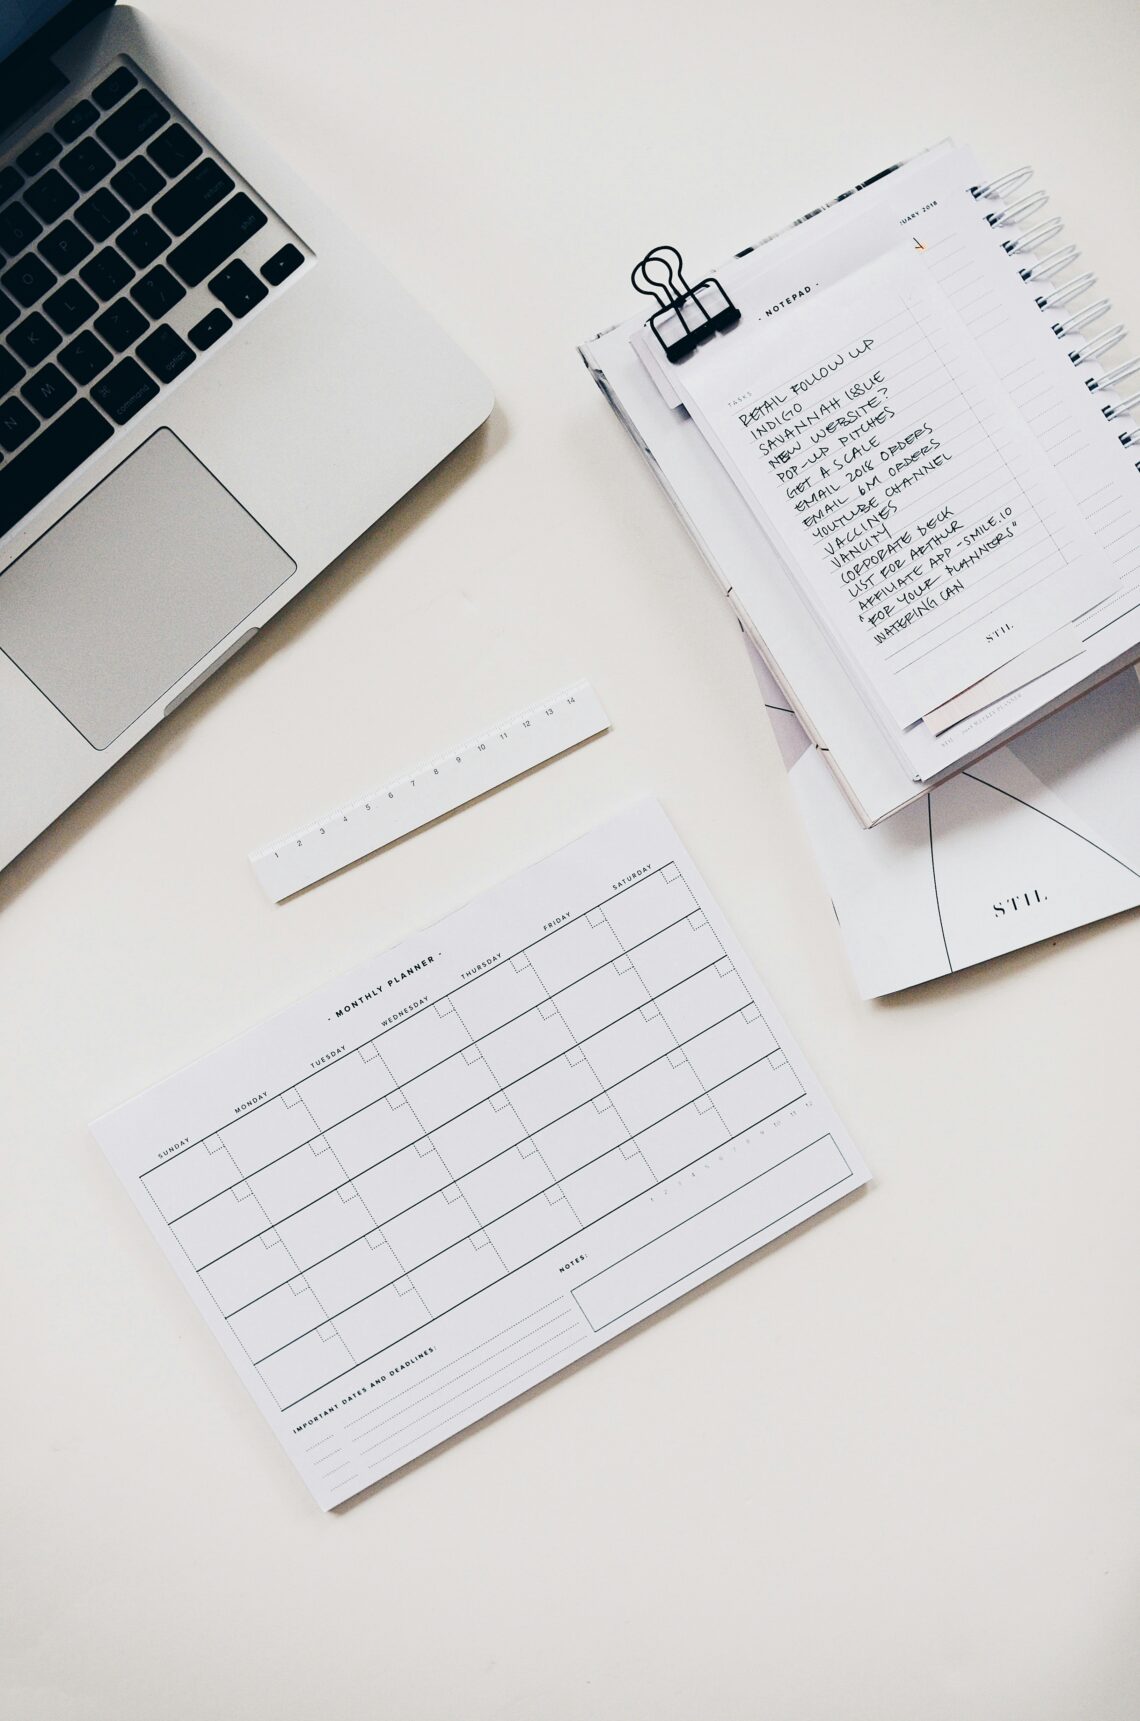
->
[[250, 681, 610, 902]]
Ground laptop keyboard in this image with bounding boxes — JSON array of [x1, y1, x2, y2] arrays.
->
[[0, 60, 308, 543]]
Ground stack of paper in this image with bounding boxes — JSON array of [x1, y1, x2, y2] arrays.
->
[[744, 635, 1140, 996], [579, 142, 1140, 992], [623, 142, 1140, 825]]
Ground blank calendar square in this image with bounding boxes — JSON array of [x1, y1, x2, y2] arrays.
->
[[221, 1097, 315, 1178], [480, 1005, 575, 1085], [274, 1185, 372, 1274], [354, 1142, 452, 1227], [528, 916, 622, 992], [143, 1138, 241, 1223], [327, 1093, 423, 1177], [403, 1049, 498, 1131], [510, 1050, 603, 1133], [229, 1279, 326, 1364], [303, 1052, 394, 1131], [460, 1143, 551, 1227], [631, 918, 724, 997], [432, 1094, 525, 1179], [413, 1236, 504, 1313], [488, 1189, 579, 1270], [306, 1234, 402, 1314], [248, 1141, 345, 1224], [656, 963, 750, 1042], [685, 1011, 779, 1090], [562, 1147, 655, 1226], [605, 867, 696, 949], [535, 1098, 627, 1180], [556, 959, 649, 1040], [587, 1009, 676, 1089]]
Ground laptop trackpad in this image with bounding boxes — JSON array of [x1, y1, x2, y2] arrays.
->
[[0, 428, 296, 750]]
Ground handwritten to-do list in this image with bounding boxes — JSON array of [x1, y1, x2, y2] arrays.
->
[[676, 249, 1114, 728], [93, 803, 867, 1507]]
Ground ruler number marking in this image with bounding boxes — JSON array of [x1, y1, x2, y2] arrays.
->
[[253, 682, 606, 900]]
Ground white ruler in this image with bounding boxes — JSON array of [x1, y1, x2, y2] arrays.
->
[[250, 680, 610, 902]]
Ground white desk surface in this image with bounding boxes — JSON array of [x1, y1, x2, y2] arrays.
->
[[4, 2, 1140, 1716]]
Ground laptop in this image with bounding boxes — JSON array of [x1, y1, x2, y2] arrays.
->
[[0, 2, 494, 872]]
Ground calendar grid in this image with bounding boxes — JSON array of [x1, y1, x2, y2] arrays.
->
[[141, 863, 807, 1412], [141, 862, 679, 1175]]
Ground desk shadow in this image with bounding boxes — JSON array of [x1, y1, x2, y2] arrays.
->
[[0, 411, 504, 915]]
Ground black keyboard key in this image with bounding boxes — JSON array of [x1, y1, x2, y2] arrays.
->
[[0, 201, 44, 258], [94, 297, 147, 353], [9, 311, 61, 365], [59, 329, 112, 385], [2, 253, 56, 307], [111, 155, 164, 211], [188, 308, 230, 350], [0, 396, 38, 452], [167, 193, 265, 286], [96, 90, 167, 159], [147, 123, 201, 179], [38, 218, 93, 272], [56, 100, 98, 143], [117, 213, 168, 268], [43, 278, 97, 335], [0, 398, 113, 534], [0, 289, 17, 333], [79, 247, 133, 301], [136, 322, 195, 383], [92, 66, 137, 111], [260, 243, 303, 286], [130, 263, 184, 318], [17, 134, 61, 175], [25, 168, 79, 223], [0, 349, 24, 394], [209, 257, 267, 319], [21, 361, 76, 418], [91, 355, 157, 424], [153, 159, 234, 238], [75, 187, 128, 241], [60, 137, 115, 193], [0, 166, 23, 206]]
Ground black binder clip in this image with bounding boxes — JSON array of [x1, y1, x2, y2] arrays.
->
[[631, 245, 741, 363]]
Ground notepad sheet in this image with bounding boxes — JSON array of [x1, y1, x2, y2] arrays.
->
[[93, 802, 867, 1507], [664, 239, 1116, 742]]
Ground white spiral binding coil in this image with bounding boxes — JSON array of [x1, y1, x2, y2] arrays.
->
[[977, 166, 1139, 465]]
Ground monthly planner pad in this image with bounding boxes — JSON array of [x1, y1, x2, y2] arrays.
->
[[93, 802, 867, 1507]]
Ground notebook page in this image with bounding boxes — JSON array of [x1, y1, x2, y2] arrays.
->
[[93, 802, 867, 1508], [668, 245, 1117, 730], [628, 145, 1140, 799]]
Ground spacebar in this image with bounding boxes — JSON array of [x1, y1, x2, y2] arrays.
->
[[0, 401, 113, 543]]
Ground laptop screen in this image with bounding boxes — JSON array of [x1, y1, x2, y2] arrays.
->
[[2, 0, 107, 66], [3, 2, 70, 59]]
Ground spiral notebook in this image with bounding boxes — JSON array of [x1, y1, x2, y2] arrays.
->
[[583, 142, 1140, 825]]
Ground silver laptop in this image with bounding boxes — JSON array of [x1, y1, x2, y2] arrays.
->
[[0, 2, 493, 872]]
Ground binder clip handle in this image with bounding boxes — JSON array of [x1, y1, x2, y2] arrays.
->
[[631, 244, 741, 364]]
